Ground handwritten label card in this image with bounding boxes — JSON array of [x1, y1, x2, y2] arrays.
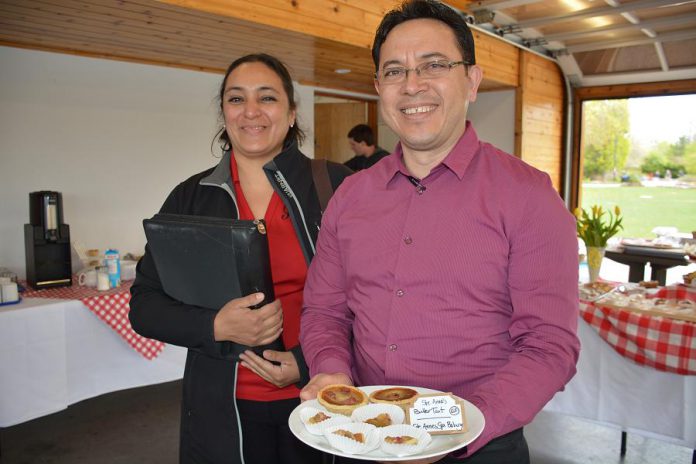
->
[[407, 393, 467, 435]]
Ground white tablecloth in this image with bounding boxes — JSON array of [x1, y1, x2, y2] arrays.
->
[[544, 318, 696, 448], [0, 297, 186, 427]]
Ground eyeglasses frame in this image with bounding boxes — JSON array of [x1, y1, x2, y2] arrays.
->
[[375, 60, 472, 83]]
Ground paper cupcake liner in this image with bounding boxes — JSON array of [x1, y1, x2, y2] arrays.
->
[[323, 422, 380, 455], [351, 403, 405, 428], [379, 424, 432, 457], [299, 406, 352, 436]]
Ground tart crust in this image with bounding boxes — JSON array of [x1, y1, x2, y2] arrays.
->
[[317, 384, 368, 415]]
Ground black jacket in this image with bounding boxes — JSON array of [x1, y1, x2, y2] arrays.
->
[[343, 146, 390, 171], [129, 142, 350, 463]]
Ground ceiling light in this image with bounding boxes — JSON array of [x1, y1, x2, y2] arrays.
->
[[334, 69, 351, 74]]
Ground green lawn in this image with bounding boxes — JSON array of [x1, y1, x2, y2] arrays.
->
[[581, 185, 696, 238]]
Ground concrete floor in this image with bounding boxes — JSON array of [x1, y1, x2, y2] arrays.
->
[[1, 380, 693, 464]]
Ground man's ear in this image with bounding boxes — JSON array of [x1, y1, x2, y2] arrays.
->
[[467, 65, 483, 103]]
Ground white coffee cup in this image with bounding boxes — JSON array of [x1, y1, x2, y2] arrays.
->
[[1, 282, 19, 303], [77, 268, 98, 287]]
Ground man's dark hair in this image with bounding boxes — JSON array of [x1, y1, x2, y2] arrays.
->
[[371, 0, 476, 72], [347, 124, 375, 146]]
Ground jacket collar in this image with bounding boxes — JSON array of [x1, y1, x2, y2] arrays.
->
[[199, 140, 306, 187], [262, 140, 313, 195], [200, 151, 232, 188]]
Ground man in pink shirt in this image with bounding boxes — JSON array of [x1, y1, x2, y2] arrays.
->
[[300, 1, 580, 462]]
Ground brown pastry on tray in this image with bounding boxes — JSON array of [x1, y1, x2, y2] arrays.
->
[[307, 411, 331, 424], [639, 280, 659, 288], [317, 384, 368, 415], [583, 281, 615, 293], [364, 413, 393, 428], [332, 429, 365, 443], [368, 387, 419, 407], [384, 435, 418, 445]]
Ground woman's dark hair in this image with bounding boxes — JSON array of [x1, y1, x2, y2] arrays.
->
[[216, 53, 305, 151], [371, 0, 476, 72]]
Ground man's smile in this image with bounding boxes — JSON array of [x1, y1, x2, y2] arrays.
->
[[401, 104, 437, 115]]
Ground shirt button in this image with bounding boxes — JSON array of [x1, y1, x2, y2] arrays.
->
[[396, 289, 405, 297], [404, 236, 413, 245], [389, 344, 397, 351]]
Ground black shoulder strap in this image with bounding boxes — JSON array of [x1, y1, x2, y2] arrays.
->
[[310, 158, 333, 213]]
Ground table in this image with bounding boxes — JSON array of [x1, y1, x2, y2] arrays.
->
[[21, 281, 164, 360], [580, 285, 696, 375], [544, 318, 696, 449], [0, 297, 186, 427], [605, 248, 691, 285]]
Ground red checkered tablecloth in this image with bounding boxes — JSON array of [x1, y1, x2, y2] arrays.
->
[[580, 285, 696, 375], [21, 280, 165, 360]]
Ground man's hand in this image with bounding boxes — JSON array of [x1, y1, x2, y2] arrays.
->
[[239, 349, 300, 388], [213, 293, 283, 346], [299, 372, 352, 402]]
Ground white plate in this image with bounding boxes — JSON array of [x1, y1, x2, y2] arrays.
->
[[289, 385, 485, 462]]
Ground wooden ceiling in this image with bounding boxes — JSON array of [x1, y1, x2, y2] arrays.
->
[[3, 0, 689, 92], [0, 0, 478, 95], [0, 0, 375, 94]]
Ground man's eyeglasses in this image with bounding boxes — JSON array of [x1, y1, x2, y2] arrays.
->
[[376, 60, 469, 84]]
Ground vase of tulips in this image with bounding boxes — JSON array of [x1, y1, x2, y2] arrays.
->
[[575, 205, 623, 282]]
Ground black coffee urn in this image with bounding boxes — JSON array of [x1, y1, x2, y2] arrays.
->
[[24, 191, 72, 289]]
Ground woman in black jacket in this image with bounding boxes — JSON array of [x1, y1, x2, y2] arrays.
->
[[129, 53, 351, 464]]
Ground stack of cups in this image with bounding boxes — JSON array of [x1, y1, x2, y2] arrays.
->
[[0, 277, 20, 304]]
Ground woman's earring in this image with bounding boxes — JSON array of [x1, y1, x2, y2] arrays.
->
[[290, 122, 294, 128]]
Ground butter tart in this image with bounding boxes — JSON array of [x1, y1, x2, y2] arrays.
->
[[332, 429, 365, 443], [368, 387, 419, 407], [307, 411, 331, 424], [317, 384, 368, 415], [365, 413, 392, 428], [384, 435, 418, 445]]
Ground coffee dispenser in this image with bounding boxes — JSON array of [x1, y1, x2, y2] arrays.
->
[[24, 191, 72, 289]]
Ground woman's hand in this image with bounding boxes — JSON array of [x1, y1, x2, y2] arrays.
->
[[299, 372, 353, 402], [213, 293, 283, 346], [239, 349, 300, 388]]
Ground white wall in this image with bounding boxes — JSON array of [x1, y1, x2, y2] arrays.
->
[[0, 46, 515, 279], [0, 47, 316, 278], [467, 89, 516, 154]]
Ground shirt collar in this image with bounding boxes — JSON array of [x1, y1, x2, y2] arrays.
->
[[382, 121, 481, 186]]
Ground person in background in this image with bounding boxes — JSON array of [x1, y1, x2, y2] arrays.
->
[[299, 1, 580, 463], [344, 123, 390, 171], [129, 53, 351, 464]]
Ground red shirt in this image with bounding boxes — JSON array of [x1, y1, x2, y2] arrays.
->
[[230, 154, 306, 401]]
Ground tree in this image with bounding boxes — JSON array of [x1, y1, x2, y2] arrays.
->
[[640, 138, 692, 176], [582, 99, 630, 180], [682, 138, 696, 175]]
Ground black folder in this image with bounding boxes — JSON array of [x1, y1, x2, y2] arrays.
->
[[143, 213, 284, 358]]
